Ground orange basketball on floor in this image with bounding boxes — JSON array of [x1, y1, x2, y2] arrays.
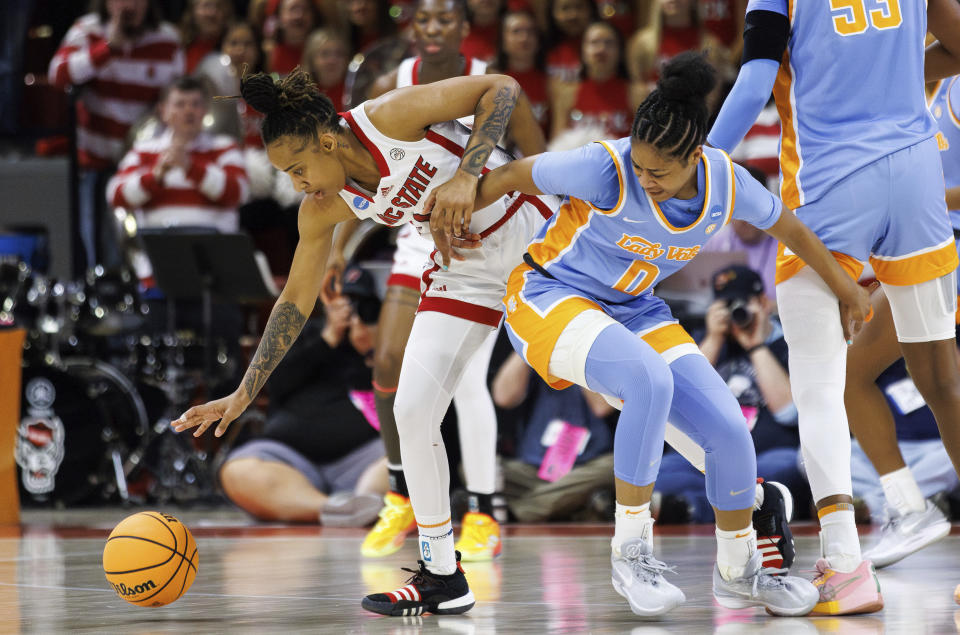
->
[[103, 511, 199, 607]]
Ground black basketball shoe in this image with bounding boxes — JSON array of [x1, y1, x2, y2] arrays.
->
[[361, 552, 475, 617], [753, 479, 796, 571]]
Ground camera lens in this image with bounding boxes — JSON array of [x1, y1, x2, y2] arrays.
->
[[728, 300, 755, 328]]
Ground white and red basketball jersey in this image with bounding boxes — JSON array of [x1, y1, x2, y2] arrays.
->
[[395, 56, 487, 127], [338, 104, 553, 237]]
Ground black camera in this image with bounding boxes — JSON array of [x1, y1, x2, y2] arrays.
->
[[728, 299, 755, 329]]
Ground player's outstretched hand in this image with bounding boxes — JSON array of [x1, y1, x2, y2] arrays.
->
[[172, 390, 250, 438], [838, 279, 873, 342]]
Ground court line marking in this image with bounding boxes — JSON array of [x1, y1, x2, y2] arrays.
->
[[0, 581, 625, 607]]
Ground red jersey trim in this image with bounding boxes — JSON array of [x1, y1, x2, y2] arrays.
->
[[418, 297, 502, 328], [412, 57, 422, 84], [386, 273, 421, 291], [344, 183, 374, 202], [341, 110, 391, 178]]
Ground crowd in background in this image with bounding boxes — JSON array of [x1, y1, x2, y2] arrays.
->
[[0, 0, 957, 524]]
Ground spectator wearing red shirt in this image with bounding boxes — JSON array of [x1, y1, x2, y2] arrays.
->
[[107, 76, 249, 236], [48, 0, 184, 269], [543, 0, 597, 82], [343, 0, 398, 55], [628, 0, 704, 106], [302, 29, 349, 112], [490, 9, 550, 137], [180, 0, 233, 74], [699, 0, 745, 69], [461, 0, 504, 63], [552, 20, 631, 139], [265, 0, 320, 75]]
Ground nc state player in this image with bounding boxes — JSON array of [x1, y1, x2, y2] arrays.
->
[[173, 68, 555, 616], [323, 0, 546, 563]]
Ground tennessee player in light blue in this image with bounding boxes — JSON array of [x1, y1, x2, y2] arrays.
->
[[708, 0, 960, 615], [471, 53, 869, 618], [842, 75, 960, 575]]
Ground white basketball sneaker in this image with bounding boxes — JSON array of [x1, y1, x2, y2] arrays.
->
[[611, 537, 686, 617], [865, 500, 950, 569], [713, 550, 819, 616]]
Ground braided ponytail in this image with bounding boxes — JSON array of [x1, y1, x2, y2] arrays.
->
[[631, 52, 717, 159], [241, 68, 339, 145]]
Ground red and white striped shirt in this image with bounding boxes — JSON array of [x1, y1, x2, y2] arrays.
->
[[107, 130, 249, 233], [48, 14, 184, 170]]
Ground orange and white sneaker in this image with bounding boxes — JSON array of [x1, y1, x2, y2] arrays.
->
[[454, 512, 502, 562], [361, 492, 416, 558], [810, 558, 884, 615]]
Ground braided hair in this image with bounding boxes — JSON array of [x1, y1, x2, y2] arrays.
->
[[631, 52, 717, 160], [240, 68, 339, 146]]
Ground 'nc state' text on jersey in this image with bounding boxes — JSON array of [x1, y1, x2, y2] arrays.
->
[[376, 156, 438, 225]]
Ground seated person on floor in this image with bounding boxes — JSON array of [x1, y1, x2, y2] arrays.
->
[[655, 265, 808, 522], [492, 350, 616, 522], [219, 265, 388, 524]]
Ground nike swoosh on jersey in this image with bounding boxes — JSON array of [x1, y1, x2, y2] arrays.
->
[[622, 217, 648, 224], [729, 487, 752, 496]]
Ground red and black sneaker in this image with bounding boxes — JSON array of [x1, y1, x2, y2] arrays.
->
[[361, 552, 475, 617], [753, 479, 796, 571]]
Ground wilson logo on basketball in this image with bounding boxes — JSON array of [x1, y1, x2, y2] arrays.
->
[[110, 579, 157, 597]]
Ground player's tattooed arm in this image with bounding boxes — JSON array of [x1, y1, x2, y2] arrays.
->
[[242, 301, 307, 400], [461, 83, 520, 175]]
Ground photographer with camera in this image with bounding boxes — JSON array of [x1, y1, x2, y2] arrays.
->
[[655, 265, 809, 522]]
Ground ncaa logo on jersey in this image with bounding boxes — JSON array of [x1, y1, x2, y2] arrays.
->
[[709, 206, 723, 219], [353, 196, 370, 210], [390, 148, 405, 160], [421, 540, 432, 562]]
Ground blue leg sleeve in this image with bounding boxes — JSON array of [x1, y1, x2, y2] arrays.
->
[[584, 324, 674, 487], [666, 354, 757, 511]]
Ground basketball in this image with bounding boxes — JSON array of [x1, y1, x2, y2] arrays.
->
[[103, 511, 199, 607]]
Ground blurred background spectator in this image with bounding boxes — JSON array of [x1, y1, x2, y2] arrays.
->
[[302, 28, 349, 111], [491, 9, 550, 137], [551, 20, 631, 140], [542, 0, 597, 82], [263, 0, 321, 75], [219, 265, 388, 524], [342, 0, 398, 55], [180, 0, 233, 74], [493, 351, 615, 522], [48, 0, 184, 269], [461, 0, 504, 63]]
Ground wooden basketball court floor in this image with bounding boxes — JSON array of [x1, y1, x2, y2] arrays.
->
[[1, 509, 957, 634]]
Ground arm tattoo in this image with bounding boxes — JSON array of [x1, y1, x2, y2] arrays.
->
[[461, 84, 519, 176], [242, 301, 307, 400]]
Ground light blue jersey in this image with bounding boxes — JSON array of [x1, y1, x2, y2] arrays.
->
[[750, 0, 938, 209], [929, 77, 960, 227], [524, 138, 780, 305]]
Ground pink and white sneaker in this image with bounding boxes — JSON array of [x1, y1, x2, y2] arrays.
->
[[810, 558, 883, 615]]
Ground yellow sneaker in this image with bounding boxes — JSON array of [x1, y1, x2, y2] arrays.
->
[[455, 512, 502, 562], [361, 492, 415, 558]]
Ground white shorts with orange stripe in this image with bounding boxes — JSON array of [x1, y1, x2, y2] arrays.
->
[[388, 223, 433, 291], [776, 136, 958, 287], [503, 264, 700, 389]]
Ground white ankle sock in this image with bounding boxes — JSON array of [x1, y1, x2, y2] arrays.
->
[[612, 503, 652, 555], [879, 467, 925, 516], [818, 505, 862, 572], [418, 516, 456, 575], [716, 526, 757, 581]]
